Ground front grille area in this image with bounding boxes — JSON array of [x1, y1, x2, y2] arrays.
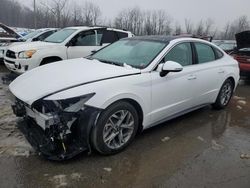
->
[[4, 59, 15, 64], [6, 50, 16, 59]]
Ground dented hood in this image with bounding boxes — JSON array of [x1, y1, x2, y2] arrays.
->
[[9, 58, 140, 105], [235, 31, 250, 49]]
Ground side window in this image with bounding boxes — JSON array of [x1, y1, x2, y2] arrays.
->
[[164, 43, 193, 66], [36, 31, 55, 41], [101, 30, 118, 44], [213, 47, 224, 59], [116, 32, 128, 39], [195, 43, 216, 63], [73, 31, 96, 46]]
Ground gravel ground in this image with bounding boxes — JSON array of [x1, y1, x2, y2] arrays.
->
[[0, 66, 249, 188]]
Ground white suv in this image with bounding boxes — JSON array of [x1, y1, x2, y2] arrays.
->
[[4, 26, 133, 74]]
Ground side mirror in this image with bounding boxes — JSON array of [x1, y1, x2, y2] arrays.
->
[[160, 61, 183, 77]]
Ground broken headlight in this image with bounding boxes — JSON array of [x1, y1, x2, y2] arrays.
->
[[33, 93, 95, 114], [48, 93, 95, 113]]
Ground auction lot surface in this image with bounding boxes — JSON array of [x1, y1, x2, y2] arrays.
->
[[0, 65, 249, 188]]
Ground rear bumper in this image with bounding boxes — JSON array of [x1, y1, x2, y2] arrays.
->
[[239, 63, 250, 76]]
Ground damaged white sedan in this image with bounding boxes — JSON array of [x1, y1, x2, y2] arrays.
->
[[10, 36, 239, 160]]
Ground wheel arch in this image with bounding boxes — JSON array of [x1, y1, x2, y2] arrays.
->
[[101, 97, 145, 134], [40, 56, 63, 66], [226, 76, 236, 89]]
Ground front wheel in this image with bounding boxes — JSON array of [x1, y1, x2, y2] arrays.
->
[[91, 101, 139, 155], [212, 79, 234, 109]]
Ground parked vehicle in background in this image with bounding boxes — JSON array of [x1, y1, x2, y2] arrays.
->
[[19, 28, 58, 43], [213, 40, 236, 54], [10, 36, 239, 160], [0, 23, 23, 63], [1, 28, 58, 64], [231, 31, 250, 78], [4, 26, 133, 74], [12, 27, 35, 37]]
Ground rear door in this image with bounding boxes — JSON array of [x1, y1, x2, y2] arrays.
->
[[191, 42, 225, 104], [98, 29, 119, 47]]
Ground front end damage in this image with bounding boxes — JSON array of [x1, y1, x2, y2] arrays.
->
[[12, 96, 101, 161]]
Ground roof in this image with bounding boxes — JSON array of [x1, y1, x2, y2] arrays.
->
[[64, 26, 131, 33], [123, 35, 184, 43]]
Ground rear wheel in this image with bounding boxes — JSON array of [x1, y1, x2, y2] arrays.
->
[[91, 101, 139, 155], [212, 79, 234, 109]]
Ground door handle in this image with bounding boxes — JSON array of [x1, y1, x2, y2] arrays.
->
[[218, 70, 225, 74], [187, 75, 197, 80]]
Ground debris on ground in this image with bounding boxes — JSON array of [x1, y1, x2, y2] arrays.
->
[[161, 137, 171, 142], [238, 100, 247, 105], [233, 96, 246, 100], [211, 140, 224, 150], [71, 173, 82, 181], [240, 154, 250, 159], [237, 105, 243, 110], [103, 168, 112, 172], [197, 136, 205, 142], [14, 147, 30, 157], [49, 174, 68, 188]]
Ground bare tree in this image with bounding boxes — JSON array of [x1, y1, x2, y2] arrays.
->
[[185, 19, 193, 33], [81, 1, 101, 26], [204, 19, 214, 35], [40, 0, 68, 27], [174, 22, 182, 35]]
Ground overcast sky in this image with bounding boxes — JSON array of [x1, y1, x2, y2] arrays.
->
[[21, 0, 250, 30]]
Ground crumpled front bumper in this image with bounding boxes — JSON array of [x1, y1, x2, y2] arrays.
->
[[13, 101, 101, 161], [17, 118, 87, 160]]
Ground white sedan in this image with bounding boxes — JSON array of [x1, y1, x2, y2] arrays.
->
[[10, 36, 239, 160]]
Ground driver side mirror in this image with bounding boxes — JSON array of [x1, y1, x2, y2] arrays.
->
[[160, 61, 183, 77]]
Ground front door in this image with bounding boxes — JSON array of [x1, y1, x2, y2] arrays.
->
[[150, 42, 199, 125], [66, 30, 103, 59]]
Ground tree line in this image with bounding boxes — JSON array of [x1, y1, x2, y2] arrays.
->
[[0, 0, 250, 39]]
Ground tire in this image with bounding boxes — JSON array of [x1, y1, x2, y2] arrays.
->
[[91, 101, 139, 155], [212, 79, 234, 110]]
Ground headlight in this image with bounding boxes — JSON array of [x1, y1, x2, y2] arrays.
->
[[18, 50, 36, 59], [34, 93, 96, 113]]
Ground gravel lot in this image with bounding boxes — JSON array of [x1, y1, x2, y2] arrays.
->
[[0, 65, 249, 188]]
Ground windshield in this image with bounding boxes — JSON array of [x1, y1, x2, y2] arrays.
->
[[44, 29, 76, 43], [23, 30, 42, 40], [91, 39, 166, 69]]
